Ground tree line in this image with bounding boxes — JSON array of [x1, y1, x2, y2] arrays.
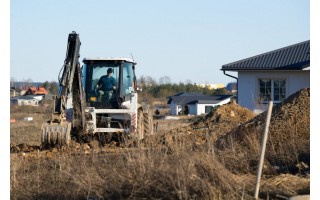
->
[[12, 75, 235, 99], [136, 75, 234, 102]]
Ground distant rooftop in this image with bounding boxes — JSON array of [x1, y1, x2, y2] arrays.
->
[[167, 92, 234, 105]]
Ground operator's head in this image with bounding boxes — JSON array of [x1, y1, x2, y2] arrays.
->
[[107, 68, 113, 75]]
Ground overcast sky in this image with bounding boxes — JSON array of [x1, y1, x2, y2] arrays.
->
[[10, 0, 310, 85]]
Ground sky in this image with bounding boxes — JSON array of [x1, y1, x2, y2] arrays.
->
[[3, 0, 320, 199], [9, 0, 310, 86]]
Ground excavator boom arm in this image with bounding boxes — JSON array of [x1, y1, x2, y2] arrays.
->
[[42, 31, 86, 147]]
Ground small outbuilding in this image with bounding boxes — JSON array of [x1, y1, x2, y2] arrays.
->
[[167, 92, 234, 115], [10, 95, 40, 106]]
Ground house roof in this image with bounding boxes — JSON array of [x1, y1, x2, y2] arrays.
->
[[168, 94, 234, 105], [25, 87, 48, 95], [221, 40, 310, 71], [167, 92, 205, 98]]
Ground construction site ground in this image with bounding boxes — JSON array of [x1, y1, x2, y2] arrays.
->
[[10, 88, 310, 199]]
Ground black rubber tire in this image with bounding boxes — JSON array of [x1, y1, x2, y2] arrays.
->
[[143, 109, 153, 136], [137, 109, 144, 141]]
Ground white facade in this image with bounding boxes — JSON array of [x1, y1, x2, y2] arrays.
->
[[11, 96, 40, 106], [170, 97, 232, 115], [189, 98, 231, 115], [189, 98, 232, 115], [16, 99, 39, 106], [237, 70, 310, 113]]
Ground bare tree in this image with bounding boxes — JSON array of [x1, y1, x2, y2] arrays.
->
[[137, 75, 146, 88], [145, 76, 157, 86], [26, 78, 33, 87], [185, 79, 192, 84], [159, 75, 171, 85], [10, 77, 16, 88]]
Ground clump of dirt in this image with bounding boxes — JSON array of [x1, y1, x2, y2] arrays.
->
[[216, 88, 310, 175]]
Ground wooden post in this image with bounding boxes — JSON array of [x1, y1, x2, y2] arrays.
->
[[254, 101, 273, 199]]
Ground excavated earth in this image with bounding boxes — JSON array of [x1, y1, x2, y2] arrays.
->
[[145, 88, 310, 197], [155, 88, 310, 175], [216, 88, 310, 175]]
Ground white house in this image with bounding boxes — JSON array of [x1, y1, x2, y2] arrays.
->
[[167, 92, 234, 115], [10, 95, 40, 106], [221, 40, 310, 113]]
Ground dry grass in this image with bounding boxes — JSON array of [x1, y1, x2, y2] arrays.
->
[[10, 104, 52, 146], [10, 98, 310, 200], [11, 142, 250, 200]]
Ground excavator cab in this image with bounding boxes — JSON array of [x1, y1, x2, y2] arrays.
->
[[82, 58, 137, 109]]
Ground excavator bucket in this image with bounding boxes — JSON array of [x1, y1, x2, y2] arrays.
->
[[41, 121, 71, 147]]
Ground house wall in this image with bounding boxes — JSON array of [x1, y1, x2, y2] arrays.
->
[[193, 99, 231, 115], [195, 104, 214, 115], [238, 70, 310, 113], [188, 104, 197, 115], [17, 99, 39, 106], [170, 102, 182, 115]]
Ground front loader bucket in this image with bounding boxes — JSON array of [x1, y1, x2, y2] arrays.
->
[[41, 122, 71, 147]]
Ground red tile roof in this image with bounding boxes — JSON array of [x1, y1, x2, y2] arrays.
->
[[25, 87, 48, 95]]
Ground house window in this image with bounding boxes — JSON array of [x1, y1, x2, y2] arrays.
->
[[205, 106, 212, 113], [258, 79, 286, 103]]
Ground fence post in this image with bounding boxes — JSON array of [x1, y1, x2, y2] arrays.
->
[[254, 101, 273, 199]]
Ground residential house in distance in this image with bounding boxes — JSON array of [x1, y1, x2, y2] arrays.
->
[[221, 40, 310, 113], [10, 86, 49, 106], [10, 87, 16, 97], [24, 86, 49, 101], [195, 83, 225, 90], [10, 87, 27, 97], [10, 95, 40, 106], [167, 92, 234, 115]]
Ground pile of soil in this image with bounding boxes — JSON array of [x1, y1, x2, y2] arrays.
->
[[151, 100, 257, 152], [191, 100, 257, 138], [216, 88, 310, 175]]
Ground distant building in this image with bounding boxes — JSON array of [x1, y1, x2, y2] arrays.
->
[[195, 83, 225, 90], [25, 87, 48, 95], [167, 92, 234, 115], [10, 96, 40, 106], [10, 87, 26, 97], [10, 87, 16, 97]]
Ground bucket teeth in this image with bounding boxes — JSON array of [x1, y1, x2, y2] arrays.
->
[[41, 122, 71, 147]]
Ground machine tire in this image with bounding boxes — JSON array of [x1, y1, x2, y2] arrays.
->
[[137, 109, 144, 141], [143, 109, 153, 136]]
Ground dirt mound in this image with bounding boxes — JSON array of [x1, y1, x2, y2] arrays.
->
[[216, 88, 310, 174], [191, 101, 257, 138], [149, 101, 257, 153]]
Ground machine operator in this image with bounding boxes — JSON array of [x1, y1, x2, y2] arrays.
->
[[96, 68, 117, 102]]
